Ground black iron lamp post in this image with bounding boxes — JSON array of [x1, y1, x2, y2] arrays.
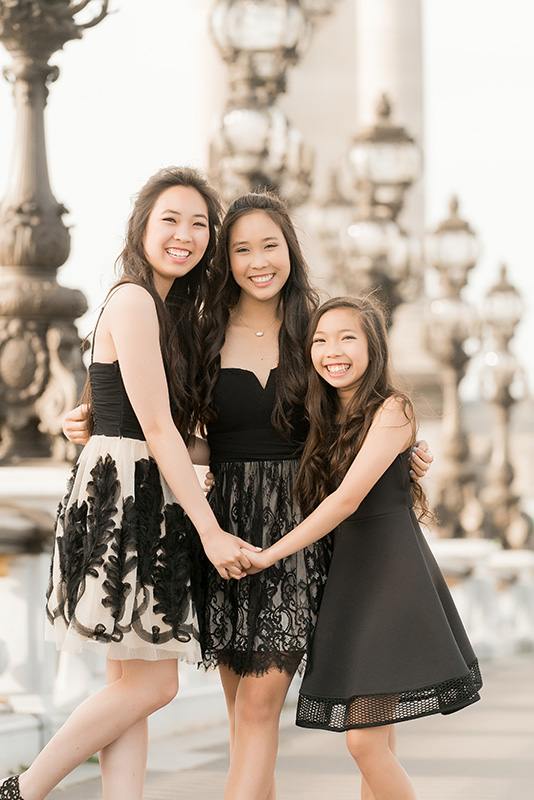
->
[[425, 196, 483, 538], [209, 0, 339, 204], [480, 265, 532, 548], [0, 0, 109, 463]]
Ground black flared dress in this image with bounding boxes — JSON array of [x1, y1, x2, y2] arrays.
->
[[296, 449, 482, 731], [201, 368, 332, 676], [45, 360, 203, 662]]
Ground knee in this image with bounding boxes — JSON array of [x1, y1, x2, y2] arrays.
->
[[237, 691, 282, 729], [346, 729, 376, 765], [152, 674, 179, 711], [134, 673, 179, 715]]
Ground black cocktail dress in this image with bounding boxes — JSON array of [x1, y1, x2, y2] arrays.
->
[[296, 449, 482, 731], [201, 367, 332, 676], [45, 359, 203, 662]]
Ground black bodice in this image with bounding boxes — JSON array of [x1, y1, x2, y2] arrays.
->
[[206, 368, 307, 463], [89, 361, 145, 441]]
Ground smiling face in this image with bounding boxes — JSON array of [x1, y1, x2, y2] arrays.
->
[[311, 307, 370, 405], [142, 185, 210, 298], [228, 210, 291, 303]]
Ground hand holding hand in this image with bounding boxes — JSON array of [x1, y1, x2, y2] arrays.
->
[[242, 548, 273, 575], [202, 529, 261, 580], [63, 404, 91, 445]]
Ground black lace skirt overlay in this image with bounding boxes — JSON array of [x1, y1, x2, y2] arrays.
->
[[46, 435, 203, 662], [201, 458, 332, 676]]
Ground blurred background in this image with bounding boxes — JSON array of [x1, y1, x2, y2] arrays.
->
[[0, 0, 533, 778]]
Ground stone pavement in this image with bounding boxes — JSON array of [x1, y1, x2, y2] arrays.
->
[[51, 652, 534, 799]]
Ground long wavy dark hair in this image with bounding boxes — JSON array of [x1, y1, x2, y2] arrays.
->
[[294, 295, 432, 523], [81, 165, 222, 442], [200, 191, 320, 437]]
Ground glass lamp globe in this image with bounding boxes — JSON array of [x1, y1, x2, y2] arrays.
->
[[211, 0, 309, 55], [347, 94, 421, 218], [483, 264, 523, 342], [425, 196, 480, 292]]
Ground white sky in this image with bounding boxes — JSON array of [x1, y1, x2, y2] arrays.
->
[[0, 0, 532, 391]]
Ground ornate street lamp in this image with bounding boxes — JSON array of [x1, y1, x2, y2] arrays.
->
[[209, 0, 336, 204], [0, 1, 109, 463], [480, 265, 532, 549], [424, 196, 483, 538], [336, 202, 415, 322], [318, 95, 421, 321], [347, 93, 421, 222]]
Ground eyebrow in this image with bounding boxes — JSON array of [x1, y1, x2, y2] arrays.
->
[[231, 235, 280, 246], [161, 208, 208, 220], [314, 328, 359, 335]]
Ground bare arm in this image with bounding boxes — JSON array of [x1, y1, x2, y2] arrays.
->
[[246, 398, 413, 571], [100, 286, 256, 577]]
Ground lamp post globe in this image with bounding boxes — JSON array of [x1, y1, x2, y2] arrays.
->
[[347, 94, 421, 221]]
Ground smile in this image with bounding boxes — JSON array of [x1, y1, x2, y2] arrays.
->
[[167, 248, 191, 260], [326, 364, 350, 375], [250, 274, 275, 285]]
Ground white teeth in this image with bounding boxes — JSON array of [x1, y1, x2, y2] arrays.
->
[[167, 248, 190, 258], [250, 274, 274, 284], [326, 364, 350, 374]]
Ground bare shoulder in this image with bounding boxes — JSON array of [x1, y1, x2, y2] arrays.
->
[[104, 284, 157, 317], [376, 394, 414, 426], [108, 283, 155, 310]]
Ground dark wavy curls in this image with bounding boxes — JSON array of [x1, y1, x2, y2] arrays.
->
[[294, 295, 433, 524], [81, 165, 222, 442], [200, 191, 319, 438]]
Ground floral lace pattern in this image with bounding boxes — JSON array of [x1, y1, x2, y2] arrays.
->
[[46, 436, 203, 662], [201, 458, 332, 676]]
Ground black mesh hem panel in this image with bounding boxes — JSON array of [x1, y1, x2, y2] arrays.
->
[[296, 659, 482, 731]]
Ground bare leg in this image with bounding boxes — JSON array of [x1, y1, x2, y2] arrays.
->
[[360, 727, 397, 800], [220, 666, 294, 800], [219, 666, 279, 800], [99, 660, 149, 800], [346, 725, 416, 800], [17, 658, 179, 800]]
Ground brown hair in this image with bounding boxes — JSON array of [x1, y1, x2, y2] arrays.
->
[[80, 165, 222, 441], [294, 295, 432, 523], [200, 191, 319, 437]]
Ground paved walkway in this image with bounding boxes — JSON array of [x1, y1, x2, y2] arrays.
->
[[52, 653, 534, 799]]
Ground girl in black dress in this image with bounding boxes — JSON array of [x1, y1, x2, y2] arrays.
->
[[245, 295, 482, 800], [196, 196, 434, 800], [0, 167, 256, 800]]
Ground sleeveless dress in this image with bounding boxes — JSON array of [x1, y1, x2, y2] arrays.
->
[[45, 358, 203, 662], [296, 449, 482, 731], [200, 367, 332, 676]]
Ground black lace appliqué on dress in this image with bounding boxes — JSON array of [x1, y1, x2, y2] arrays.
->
[[201, 458, 332, 676]]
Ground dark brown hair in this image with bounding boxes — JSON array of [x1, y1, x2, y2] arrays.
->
[[200, 191, 319, 437], [294, 295, 432, 523], [81, 165, 222, 441]]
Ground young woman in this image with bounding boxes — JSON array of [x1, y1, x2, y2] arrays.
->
[[0, 167, 257, 800], [61, 191, 433, 800], [245, 296, 482, 800], [197, 193, 433, 800]]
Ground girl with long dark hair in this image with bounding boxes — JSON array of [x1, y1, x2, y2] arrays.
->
[[245, 295, 482, 800], [197, 195, 432, 800], [0, 166, 256, 800]]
